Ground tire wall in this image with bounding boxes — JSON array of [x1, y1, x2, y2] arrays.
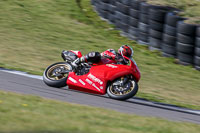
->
[[91, 0, 199, 70], [195, 27, 200, 70]]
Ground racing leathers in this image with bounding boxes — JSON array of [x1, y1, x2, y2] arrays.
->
[[101, 49, 126, 64], [72, 49, 127, 68]]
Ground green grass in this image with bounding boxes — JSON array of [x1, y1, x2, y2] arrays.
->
[[0, 90, 200, 133], [147, 0, 200, 24], [0, 0, 200, 110]]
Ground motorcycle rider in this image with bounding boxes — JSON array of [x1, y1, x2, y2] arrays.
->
[[71, 45, 134, 68]]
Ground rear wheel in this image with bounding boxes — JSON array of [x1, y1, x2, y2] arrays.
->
[[107, 76, 138, 100], [43, 62, 72, 88]]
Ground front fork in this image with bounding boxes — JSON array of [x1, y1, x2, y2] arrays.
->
[[113, 75, 129, 87], [120, 76, 128, 86]]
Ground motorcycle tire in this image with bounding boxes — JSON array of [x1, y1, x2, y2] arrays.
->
[[149, 8, 167, 22], [149, 37, 162, 49], [177, 33, 195, 44], [196, 37, 200, 48], [139, 13, 149, 24], [177, 21, 197, 36], [177, 52, 193, 65], [149, 20, 164, 32], [163, 24, 176, 36], [195, 47, 200, 57], [163, 33, 176, 46], [128, 26, 139, 38], [129, 9, 139, 19], [165, 12, 185, 27], [138, 31, 149, 42], [130, 0, 141, 10], [116, 2, 129, 15], [107, 79, 138, 100], [129, 17, 138, 27], [194, 56, 200, 66], [43, 62, 72, 88], [138, 22, 149, 33], [196, 27, 200, 37], [140, 2, 150, 14]]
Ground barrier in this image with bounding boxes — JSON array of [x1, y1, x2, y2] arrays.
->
[[91, 0, 199, 70]]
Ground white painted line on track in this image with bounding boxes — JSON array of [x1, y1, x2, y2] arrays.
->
[[0, 68, 42, 80]]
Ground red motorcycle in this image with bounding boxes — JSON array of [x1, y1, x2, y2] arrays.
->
[[43, 50, 141, 100]]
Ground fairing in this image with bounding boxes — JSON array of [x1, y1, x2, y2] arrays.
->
[[70, 50, 82, 58], [67, 61, 140, 95]]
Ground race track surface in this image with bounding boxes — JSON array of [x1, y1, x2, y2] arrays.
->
[[0, 70, 200, 124]]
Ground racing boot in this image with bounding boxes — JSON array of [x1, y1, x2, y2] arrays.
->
[[71, 56, 86, 69]]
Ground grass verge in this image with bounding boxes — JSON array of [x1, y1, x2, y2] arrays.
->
[[0, 0, 200, 109], [0, 90, 200, 133], [147, 0, 200, 24]]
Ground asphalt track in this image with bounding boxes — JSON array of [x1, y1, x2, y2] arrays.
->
[[0, 69, 200, 124]]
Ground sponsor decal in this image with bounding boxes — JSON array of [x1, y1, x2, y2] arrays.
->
[[79, 79, 86, 85], [85, 78, 93, 85], [106, 64, 118, 68], [68, 77, 77, 83], [87, 73, 103, 85], [92, 83, 100, 91], [86, 78, 103, 91]]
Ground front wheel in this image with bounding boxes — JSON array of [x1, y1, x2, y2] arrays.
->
[[107, 77, 138, 100], [43, 62, 72, 88]]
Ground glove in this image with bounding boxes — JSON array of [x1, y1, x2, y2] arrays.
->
[[103, 53, 112, 59], [115, 54, 128, 64]]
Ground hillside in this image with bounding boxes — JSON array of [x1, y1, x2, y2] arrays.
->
[[0, 0, 200, 109]]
